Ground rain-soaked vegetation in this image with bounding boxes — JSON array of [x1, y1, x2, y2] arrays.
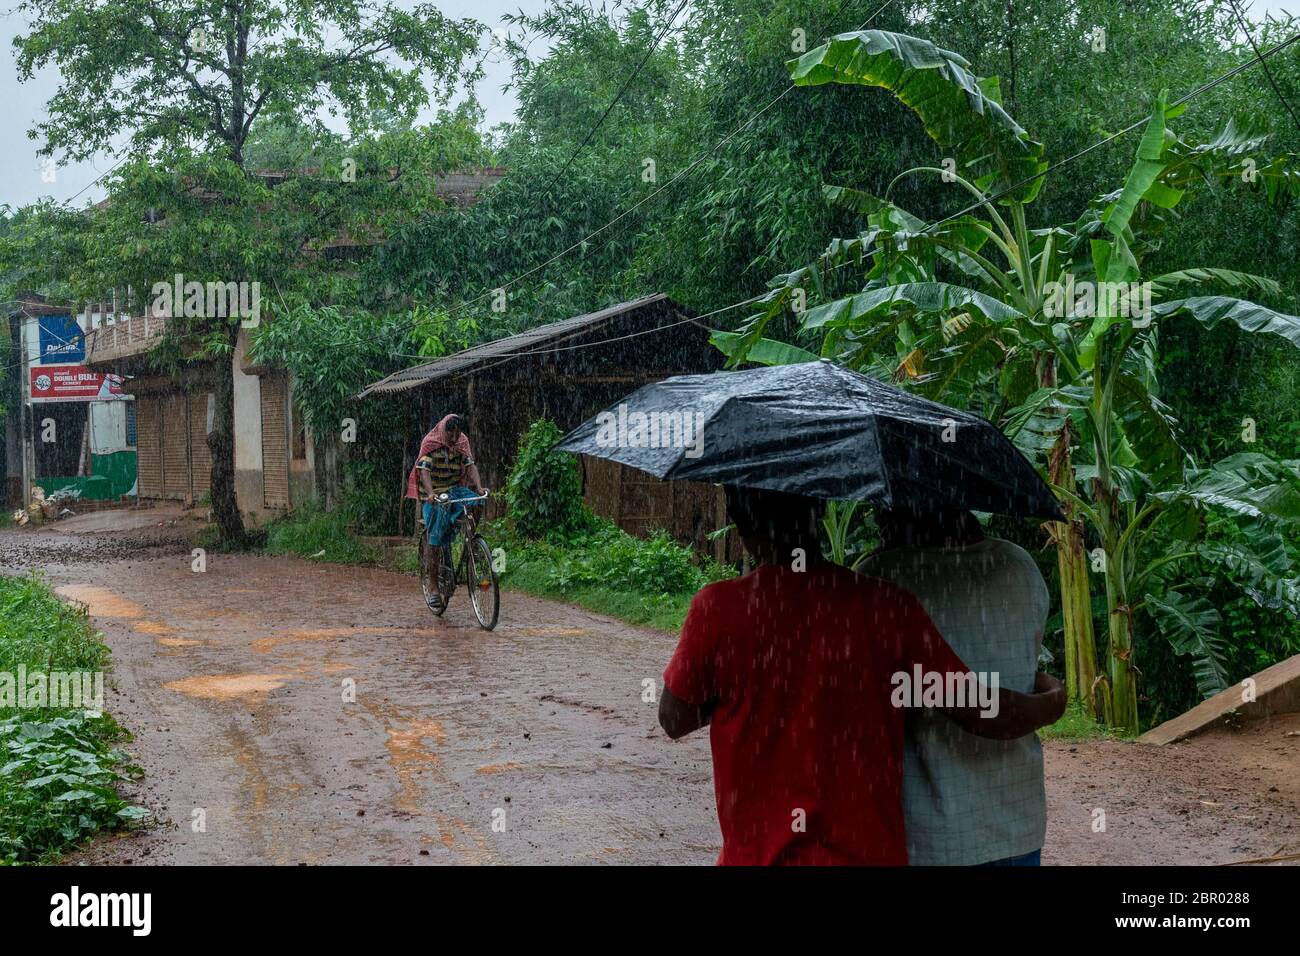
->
[[1, 0, 1299, 870], [0, 575, 147, 864]]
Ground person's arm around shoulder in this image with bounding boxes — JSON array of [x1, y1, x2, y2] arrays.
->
[[941, 538, 1063, 739], [890, 580, 1066, 740], [939, 671, 1066, 740]]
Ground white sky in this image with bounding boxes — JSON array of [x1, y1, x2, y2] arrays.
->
[[2, 0, 1299, 210]]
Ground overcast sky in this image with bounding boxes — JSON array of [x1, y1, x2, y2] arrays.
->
[[3, 0, 1299, 211]]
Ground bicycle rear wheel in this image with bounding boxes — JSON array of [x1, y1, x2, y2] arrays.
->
[[466, 535, 499, 631]]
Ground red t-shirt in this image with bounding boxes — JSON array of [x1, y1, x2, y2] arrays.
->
[[663, 561, 969, 866]]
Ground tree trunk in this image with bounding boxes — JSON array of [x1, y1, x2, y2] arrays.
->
[[1104, 564, 1139, 734], [1051, 445, 1100, 717], [1042, 356, 1099, 718], [207, 325, 247, 548], [1093, 475, 1138, 735]]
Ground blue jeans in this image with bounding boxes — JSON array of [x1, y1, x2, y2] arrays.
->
[[979, 849, 1041, 867], [423, 486, 476, 547]]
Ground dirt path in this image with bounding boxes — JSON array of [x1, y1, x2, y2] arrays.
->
[[2, 518, 1297, 865]]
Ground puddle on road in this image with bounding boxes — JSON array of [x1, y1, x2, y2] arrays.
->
[[165, 673, 293, 701], [55, 584, 145, 618]]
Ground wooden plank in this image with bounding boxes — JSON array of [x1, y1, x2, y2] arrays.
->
[[1139, 653, 1300, 745]]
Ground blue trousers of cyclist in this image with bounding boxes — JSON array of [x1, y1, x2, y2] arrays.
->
[[423, 485, 477, 547]]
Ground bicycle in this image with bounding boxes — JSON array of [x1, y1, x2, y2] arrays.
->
[[416, 490, 500, 630]]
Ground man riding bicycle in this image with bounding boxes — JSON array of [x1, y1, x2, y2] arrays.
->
[[405, 413, 487, 607]]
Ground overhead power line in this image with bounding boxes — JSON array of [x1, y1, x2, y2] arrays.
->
[[389, 26, 1300, 367]]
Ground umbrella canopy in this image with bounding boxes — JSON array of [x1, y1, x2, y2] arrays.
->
[[555, 359, 1063, 520]]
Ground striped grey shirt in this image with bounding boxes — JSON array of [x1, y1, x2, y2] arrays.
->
[[858, 538, 1049, 866]]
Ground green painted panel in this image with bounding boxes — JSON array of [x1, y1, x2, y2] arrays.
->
[[40, 451, 137, 501]]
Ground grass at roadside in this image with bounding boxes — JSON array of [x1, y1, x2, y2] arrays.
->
[[256, 506, 727, 634], [1039, 700, 1114, 742], [262, 503, 378, 564], [482, 519, 731, 633], [0, 574, 148, 864], [497, 548, 696, 633]]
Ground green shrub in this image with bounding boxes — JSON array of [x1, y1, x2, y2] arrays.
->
[[484, 516, 734, 632], [505, 418, 595, 540], [0, 713, 147, 864], [0, 574, 148, 863], [549, 524, 708, 594], [262, 503, 378, 564]]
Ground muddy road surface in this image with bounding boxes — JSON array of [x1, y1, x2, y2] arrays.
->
[[2, 511, 1297, 865]]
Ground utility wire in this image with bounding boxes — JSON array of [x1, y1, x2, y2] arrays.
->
[[1225, 0, 1300, 142], [532, 0, 692, 209], [386, 26, 1300, 368], [394, 0, 901, 326]]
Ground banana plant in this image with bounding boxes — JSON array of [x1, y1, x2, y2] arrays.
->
[[716, 30, 1300, 733]]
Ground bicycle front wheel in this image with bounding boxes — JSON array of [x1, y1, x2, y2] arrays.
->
[[466, 535, 500, 631]]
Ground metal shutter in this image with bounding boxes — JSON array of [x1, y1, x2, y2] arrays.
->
[[135, 396, 163, 498], [189, 392, 213, 500], [161, 392, 189, 500], [260, 373, 289, 509]]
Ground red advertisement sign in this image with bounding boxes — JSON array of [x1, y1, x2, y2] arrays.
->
[[29, 365, 127, 402]]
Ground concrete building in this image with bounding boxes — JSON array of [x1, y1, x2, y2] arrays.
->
[[81, 315, 304, 522]]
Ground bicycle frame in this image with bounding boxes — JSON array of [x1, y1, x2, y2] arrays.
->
[[420, 490, 499, 630]]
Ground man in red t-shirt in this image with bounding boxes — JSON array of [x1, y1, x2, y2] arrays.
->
[[661, 486, 1066, 865]]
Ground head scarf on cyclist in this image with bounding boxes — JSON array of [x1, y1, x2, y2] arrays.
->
[[404, 414, 474, 499], [422, 413, 472, 458]]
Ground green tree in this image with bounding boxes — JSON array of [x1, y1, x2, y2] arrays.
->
[[13, 0, 481, 545], [724, 29, 1300, 734]]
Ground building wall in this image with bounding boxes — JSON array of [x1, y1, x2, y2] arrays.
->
[[233, 331, 265, 520], [115, 342, 308, 523]]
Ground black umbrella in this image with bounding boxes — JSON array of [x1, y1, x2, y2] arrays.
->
[[555, 358, 1063, 520]]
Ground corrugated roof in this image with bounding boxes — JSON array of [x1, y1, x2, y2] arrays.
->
[[358, 293, 677, 398]]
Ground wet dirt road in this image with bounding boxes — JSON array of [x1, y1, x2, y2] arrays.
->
[[3, 518, 719, 864], [3, 515, 1297, 865]]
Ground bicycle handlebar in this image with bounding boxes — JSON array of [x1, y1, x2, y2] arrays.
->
[[435, 490, 490, 504]]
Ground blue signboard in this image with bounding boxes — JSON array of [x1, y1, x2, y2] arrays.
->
[[38, 314, 85, 364]]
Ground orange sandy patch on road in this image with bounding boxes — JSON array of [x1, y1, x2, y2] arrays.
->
[[133, 620, 172, 635], [164, 673, 293, 701], [510, 626, 590, 638], [475, 762, 525, 775], [251, 626, 442, 653], [55, 584, 144, 618], [383, 719, 448, 814], [433, 812, 496, 864], [159, 637, 201, 647]]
